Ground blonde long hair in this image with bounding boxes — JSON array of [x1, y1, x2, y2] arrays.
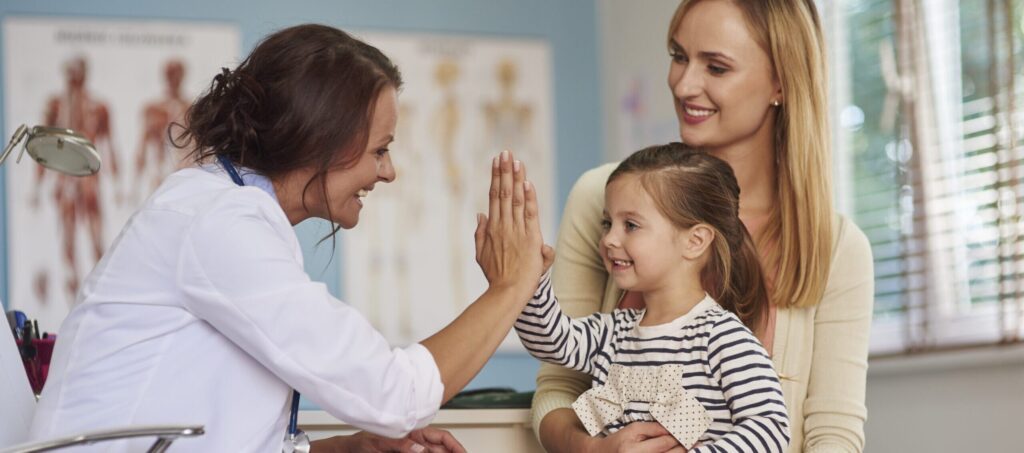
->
[[668, 0, 833, 309]]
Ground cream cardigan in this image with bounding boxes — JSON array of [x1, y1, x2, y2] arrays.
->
[[532, 163, 875, 453]]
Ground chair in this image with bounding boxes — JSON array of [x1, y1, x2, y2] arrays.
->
[[1, 319, 204, 452]]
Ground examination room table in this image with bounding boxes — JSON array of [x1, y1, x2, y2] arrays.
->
[[300, 408, 544, 452]]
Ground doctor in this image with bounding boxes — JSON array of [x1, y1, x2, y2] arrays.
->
[[29, 24, 549, 452]]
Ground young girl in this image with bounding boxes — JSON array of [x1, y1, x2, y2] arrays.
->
[[516, 143, 789, 452]]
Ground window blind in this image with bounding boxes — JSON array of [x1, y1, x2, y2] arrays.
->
[[833, 0, 1024, 354]]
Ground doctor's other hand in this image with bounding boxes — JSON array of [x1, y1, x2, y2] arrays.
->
[[474, 150, 547, 295], [309, 428, 466, 453]]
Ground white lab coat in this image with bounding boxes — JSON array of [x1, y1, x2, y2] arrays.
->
[[29, 167, 443, 452]]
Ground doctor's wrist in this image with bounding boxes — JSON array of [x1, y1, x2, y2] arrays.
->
[[309, 435, 348, 453], [484, 280, 536, 306]]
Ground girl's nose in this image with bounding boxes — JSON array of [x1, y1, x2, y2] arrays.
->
[[602, 230, 620, 250]]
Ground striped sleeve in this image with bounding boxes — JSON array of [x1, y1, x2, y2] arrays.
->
[[514, 272, 613, 377], [694, 315, 791, 453]]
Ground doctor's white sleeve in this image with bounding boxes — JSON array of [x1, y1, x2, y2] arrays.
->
[[176, 195, 443, 438]]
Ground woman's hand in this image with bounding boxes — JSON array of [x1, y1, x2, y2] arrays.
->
[[588, 423, 685, 453], [310, 428, 466, 453], [542, 414, 683, 453], [474, 150, 548, 294]]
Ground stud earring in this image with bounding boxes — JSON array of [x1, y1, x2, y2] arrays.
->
[[771, 100, 781, 107]]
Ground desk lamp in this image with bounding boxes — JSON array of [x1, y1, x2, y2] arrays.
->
[[0, 124, 100, 175]]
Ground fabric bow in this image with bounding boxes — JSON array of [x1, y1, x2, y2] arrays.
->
[[572, 364, 711, 449]]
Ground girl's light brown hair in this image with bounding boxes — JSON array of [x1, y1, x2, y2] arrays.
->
[[609, 143, 769, 332], [668, 0, 833, 309]]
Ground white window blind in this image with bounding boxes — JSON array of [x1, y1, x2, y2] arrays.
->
[[828, 0, 1024, 356]]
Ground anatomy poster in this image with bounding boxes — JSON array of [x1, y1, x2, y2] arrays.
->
[[3, 17, 239, 331], [342, 32, 556, 350]]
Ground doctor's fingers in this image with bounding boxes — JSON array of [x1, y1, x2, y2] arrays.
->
[[408, 428, 467, 453], [498, 150, 515, 227], [488, 154, 501, 224]]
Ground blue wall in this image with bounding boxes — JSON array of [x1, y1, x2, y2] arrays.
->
[[0, 0, 604, 392]]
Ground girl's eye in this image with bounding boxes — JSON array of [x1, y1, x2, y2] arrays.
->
[[375, 148, 389, 157], [600, 219, 611, 231], [670, 50, 688, 64], [625, 221, 639, 231], [708, 64, 727, 75]]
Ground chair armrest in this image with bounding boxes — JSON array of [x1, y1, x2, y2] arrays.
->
[[1, 425, 204, 453]]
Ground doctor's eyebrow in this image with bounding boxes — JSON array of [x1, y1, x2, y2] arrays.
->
[[372, 134, 394, 148]]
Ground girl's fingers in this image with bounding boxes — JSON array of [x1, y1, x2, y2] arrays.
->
[[512, 159, 526, 228], [541, 244, 555, 271], [524, 180, 540, 238]]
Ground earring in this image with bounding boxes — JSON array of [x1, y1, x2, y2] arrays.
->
[[771, 100, 781, 107]]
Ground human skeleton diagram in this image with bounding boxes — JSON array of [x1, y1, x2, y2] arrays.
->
[[431, 58, 468, 311], [478, 58, 536, 212]]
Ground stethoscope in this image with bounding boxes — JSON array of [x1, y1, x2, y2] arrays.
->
[[218, 155, 310, 453]]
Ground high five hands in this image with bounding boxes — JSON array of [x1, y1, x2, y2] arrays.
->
[[474, 150, 554, 295]]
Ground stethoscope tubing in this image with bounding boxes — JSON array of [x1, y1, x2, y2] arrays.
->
[[219, 155, 304, 442]]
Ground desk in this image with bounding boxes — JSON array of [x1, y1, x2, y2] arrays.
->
[[299, 408, 544, 452]]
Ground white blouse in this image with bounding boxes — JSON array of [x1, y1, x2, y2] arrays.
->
[[30, 167, 443, 452]]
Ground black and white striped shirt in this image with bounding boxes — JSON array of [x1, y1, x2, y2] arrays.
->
[[516, 274, 790, 452]]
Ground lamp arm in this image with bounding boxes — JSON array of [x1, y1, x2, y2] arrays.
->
[[0, 124, 28, 167]]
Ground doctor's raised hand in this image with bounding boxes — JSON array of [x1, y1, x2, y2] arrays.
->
[[475, 150, 549, 291], [27, 24, 547, 453], [420, 149, 549, 401]]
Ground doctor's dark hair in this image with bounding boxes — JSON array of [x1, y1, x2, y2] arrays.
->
[[172, 23, 401, 227], [607, 143, 769, 333]]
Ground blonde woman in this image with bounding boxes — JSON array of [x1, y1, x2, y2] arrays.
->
[[532, 1, 874, 452]]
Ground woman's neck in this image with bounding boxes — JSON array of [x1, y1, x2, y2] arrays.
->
[[271, 170, 314, 226], [708, 128, 777, 240]]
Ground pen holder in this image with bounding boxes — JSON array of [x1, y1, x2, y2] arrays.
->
[[15, 336, 56, 395]]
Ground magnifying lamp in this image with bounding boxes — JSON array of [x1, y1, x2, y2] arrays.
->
[[0, 124, 101, 176]]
